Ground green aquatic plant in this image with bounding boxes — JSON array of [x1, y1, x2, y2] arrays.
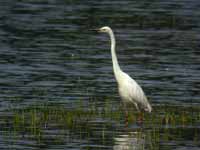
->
[[1, 102, 200, 149]]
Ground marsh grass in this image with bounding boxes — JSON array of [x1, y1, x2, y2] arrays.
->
[[2, 102, 200, 148]]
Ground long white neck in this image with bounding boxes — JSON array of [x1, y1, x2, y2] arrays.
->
[[108, 29, 122, 80]]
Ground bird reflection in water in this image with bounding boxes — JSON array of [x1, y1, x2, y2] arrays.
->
[[113, 131, 145, 150]]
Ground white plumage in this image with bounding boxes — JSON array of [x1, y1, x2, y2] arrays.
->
[[98, 26, 152, 113]]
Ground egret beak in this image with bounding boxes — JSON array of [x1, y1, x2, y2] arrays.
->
[[89, 28, 100, 32]]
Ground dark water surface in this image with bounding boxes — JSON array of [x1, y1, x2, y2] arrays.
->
[[0, 0, 200, 149]]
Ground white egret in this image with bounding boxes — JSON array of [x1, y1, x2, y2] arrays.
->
[[97, 26, 152, 119]]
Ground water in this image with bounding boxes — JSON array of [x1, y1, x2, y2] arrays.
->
[[0, 0, 200, 149]]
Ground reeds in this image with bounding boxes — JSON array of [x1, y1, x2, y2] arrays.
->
[[2, 102, 200, 149]]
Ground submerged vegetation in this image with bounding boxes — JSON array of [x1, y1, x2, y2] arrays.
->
[[1, 101, 200, 149]]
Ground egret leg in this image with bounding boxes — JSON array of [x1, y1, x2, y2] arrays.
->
[[122, 103, 128, 127], [134, 103, 143, 123], [125, 111, 128, 127], [137, 111, 144, 124]]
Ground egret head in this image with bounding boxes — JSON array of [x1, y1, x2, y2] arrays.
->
[[98, 26, 111, 33]]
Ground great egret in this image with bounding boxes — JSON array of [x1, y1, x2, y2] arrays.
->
[[97, 26, 152, 116]]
